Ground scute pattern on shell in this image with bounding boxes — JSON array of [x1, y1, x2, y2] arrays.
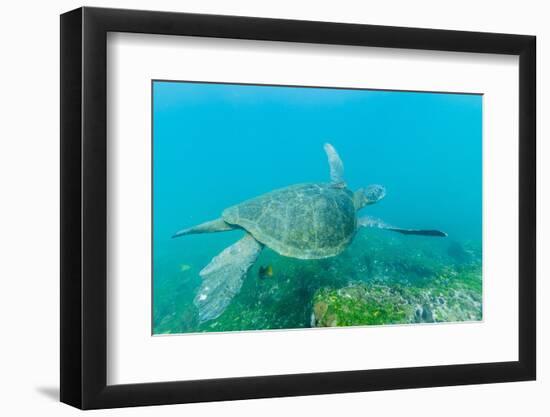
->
[[222, 183, 356, 259]]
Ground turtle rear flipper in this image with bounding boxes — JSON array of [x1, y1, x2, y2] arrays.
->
[[358, 216, 447, 237], [172, 218, 235, 238], [194, 233, 263, 323]]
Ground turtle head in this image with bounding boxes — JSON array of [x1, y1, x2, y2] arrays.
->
[[353, 184, 386, 210]]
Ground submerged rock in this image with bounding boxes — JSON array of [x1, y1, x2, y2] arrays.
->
[[311, 269, 482, 328], [421, 305, 434, 322], [312, 284, 412, 327]]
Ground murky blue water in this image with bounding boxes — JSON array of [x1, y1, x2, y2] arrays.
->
[[152, 81, 482, 334]]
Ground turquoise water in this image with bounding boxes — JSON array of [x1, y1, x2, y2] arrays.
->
[[153, 81, 482, 334]]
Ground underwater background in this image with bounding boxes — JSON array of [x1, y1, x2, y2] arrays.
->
[[152, 81, 482, 334]]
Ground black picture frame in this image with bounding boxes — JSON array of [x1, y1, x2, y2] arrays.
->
[[60, 6, 536, 410]]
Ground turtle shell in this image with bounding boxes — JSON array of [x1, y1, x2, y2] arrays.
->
[[222, 183, 357, 259]]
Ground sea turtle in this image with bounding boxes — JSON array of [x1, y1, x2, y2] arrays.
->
[[173, 143, 447, 322]]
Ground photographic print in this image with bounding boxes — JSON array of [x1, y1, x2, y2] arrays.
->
[[152, 81, 482, 335]]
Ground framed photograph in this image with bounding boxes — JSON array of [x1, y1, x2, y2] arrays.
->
[[60, 6, 536, 409]]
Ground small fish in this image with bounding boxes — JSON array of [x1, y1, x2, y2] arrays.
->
[[258, 265, 273, 279], [180, 264, 192, 272]]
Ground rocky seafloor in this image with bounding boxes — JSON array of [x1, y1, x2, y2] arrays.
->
[[153, 230, 482, 334]]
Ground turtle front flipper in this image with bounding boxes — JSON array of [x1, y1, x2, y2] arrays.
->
[[324, 143, 346, 187], [194, 233, 263, 323], [358, 216, 447, 237], [172, 218, 235, 238]]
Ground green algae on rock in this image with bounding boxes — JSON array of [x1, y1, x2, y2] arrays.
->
[[311, 268, 482, 327], [311, 284, 412, 326]]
